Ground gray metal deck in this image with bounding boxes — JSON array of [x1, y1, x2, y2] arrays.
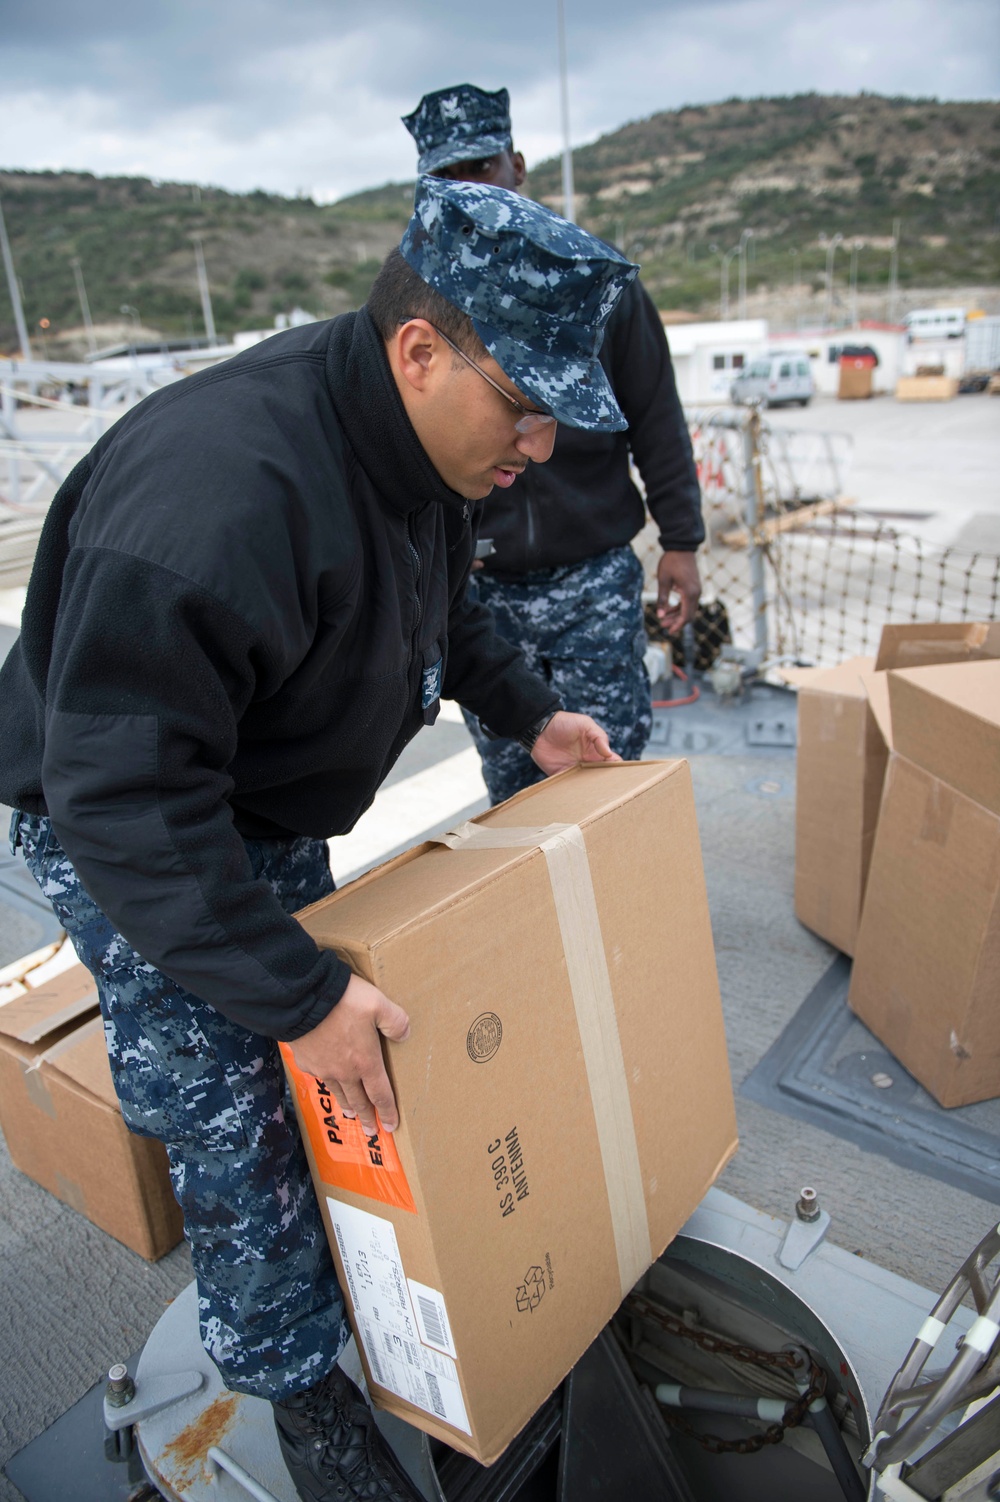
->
[[1, 671, 996, 1502]]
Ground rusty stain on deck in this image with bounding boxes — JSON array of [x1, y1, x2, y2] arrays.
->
[[158, 1389, 240, 1488]]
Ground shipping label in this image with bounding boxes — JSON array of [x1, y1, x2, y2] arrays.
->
[[280, 1044, 416, 1213], [328, 1197, 471, 1436]]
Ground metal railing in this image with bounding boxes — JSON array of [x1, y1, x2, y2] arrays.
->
[[3, 380, 997, 660], [0, 360, 183, 584], [635, 405, 999, 670]]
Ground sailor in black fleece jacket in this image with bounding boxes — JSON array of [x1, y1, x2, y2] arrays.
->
[[1, 179, 638, 1501]]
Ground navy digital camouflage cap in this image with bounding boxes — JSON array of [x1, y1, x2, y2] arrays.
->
[[402, 85, 513, 176], [401, 176, 639, 431]]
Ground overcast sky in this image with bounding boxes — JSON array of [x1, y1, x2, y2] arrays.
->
[[3, 0, 998, 202]]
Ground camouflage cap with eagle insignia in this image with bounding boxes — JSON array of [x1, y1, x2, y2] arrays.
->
[[402, 84, 514, 175], [401, 176, 639, 431]]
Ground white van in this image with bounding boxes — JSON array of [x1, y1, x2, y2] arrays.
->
[[730, 354, 814, 408], [904, 308, 966, 341]]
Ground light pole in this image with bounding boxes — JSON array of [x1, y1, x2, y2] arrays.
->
[[118, 300, 140, 336], [721, 247, 739, 321], [71, 256, 97, 354], [0, 194, 32, 360], [849, 239, 863, 329], [737, 229, 753, 320], [556, 0, 575, 223], [823, 232, 843, 327], [791, 249, 802, 328], [888, 217, 901, 323]]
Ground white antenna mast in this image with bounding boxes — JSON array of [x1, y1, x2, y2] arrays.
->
[[556, 0, 575, 223], [193, 234, 218, 345], [0, 195, 32, 360]]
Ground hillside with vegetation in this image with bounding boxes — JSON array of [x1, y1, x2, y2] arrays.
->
[[1, 92, 997, 353]]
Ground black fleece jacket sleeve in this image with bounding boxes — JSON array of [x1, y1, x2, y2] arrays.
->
[[606, 281, 705, 552], [41, 544, 351, 1041]]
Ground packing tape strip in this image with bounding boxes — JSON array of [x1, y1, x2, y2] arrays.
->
[[436, 820, 652, 1297], [21, 1057, 56, 1118]]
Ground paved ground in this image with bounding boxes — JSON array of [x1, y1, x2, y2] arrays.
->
[[768, 389, 1000, 551]]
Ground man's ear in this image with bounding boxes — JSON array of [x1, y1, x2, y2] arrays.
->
[[393, 319, 440, 393], [511, 150, 527, 188]]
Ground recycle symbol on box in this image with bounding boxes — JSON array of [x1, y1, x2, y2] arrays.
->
[[516, 1266, 545, 1314]]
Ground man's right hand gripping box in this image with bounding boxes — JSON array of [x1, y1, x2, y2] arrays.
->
[[284, 760, 736, 1465]]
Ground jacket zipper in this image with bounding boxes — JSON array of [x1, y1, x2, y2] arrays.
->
[[407, 514, 422, 630], [523, 472, 538, 572]]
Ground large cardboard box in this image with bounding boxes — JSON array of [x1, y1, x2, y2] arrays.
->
[[283, 761, 736, 1463], [887, 660, 1000, 816], [849, 753, 1000, 1109], [0, 965, 184, 1259], [849, 659, 1000, 1107], [793, 623, 1000, 955]]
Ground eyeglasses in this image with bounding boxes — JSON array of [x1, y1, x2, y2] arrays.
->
[[406, 320, 555, 434]]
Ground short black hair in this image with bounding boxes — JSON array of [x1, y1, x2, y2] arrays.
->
[[366, 248, 487, 359]]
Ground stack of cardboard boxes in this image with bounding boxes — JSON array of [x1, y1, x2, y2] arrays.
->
[[0, 957, 183, 1259], [793, 623, 1000, 1108]]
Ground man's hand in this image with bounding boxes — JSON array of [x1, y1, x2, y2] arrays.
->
[[530, 710, 622, 776], [288, 974, 410, 1136], [656, 551, 701, 634]]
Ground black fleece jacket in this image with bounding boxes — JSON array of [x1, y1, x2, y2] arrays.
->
[[0, 310, 558, 1039], [480, 279, 704, 578]]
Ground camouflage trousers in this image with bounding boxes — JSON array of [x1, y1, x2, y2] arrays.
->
[[11, 810, 350, 1402], [465, 544, 652, 805]]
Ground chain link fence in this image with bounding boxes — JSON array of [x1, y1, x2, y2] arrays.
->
[[634, 406, 999, 671]]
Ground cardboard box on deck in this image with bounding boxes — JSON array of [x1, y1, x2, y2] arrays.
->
[[896, 376, 959, 402], [849, 660, 1000, 1108], [793, 623, 1000, 956], [284, 760, 736, 1464], [0, 964, 183, 1259]]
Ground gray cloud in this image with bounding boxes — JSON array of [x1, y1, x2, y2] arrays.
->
[[2, 0, 997, 200]]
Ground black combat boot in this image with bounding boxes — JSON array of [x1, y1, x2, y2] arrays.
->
[[272, 1364, 423, 1502]]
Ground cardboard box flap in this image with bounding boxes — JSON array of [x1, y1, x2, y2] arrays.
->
[[892, 659, 1000, 726], [888, 660, 1000, 816], [875, 622, 1000, 673], [0, 965, 99, 1046], [774, 665, 830, 689], [859, 669, 894, 750], [791, 655, 875, 698], [301, 761, 680, 953], [40, 1016, 118, 1108]]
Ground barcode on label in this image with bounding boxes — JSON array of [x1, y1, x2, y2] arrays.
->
[[424, 1370, 445, 1419], [418, 1294, 446, 1348], [368, 1344, 386, 1388]]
